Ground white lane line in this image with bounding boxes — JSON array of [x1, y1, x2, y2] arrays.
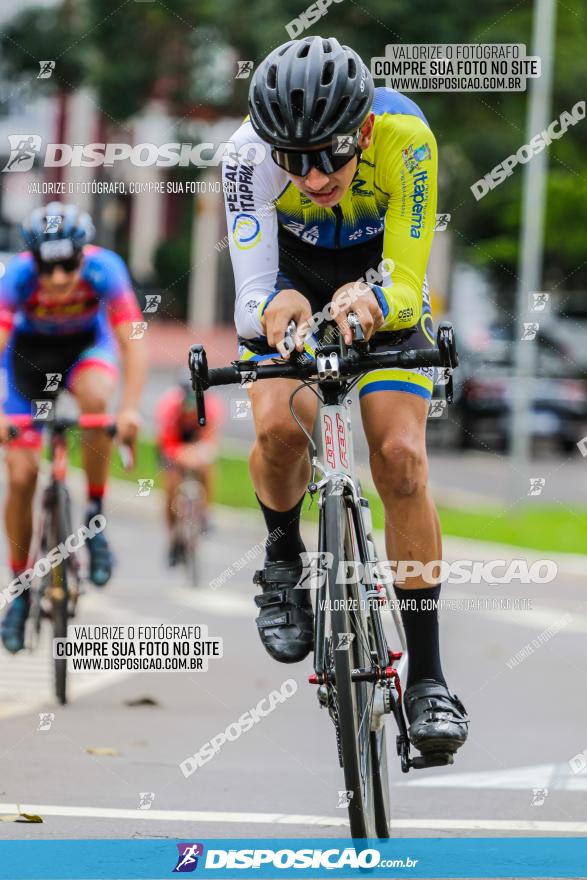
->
[[400, 762, 587, 792], [0, 590, 162, 720], [170, 587, 252, 617], [0, 804, 586, 833]]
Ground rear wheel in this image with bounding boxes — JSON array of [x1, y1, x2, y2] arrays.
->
[[324, 491, 390, 838]]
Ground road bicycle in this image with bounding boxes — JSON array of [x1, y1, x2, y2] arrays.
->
[[171, 469, 207, 587], [7, 412, 116, 705], [188, 317, 458, 838]]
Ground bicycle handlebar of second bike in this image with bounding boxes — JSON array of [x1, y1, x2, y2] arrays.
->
[[6, 413, 117, 433], [3, 413, 135, 469], [188, 317, 459, 426]]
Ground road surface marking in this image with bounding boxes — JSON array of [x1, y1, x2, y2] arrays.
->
[[400, 761, 587, 791], [0, 803, 585, 832], [0, 591, 161, 719]]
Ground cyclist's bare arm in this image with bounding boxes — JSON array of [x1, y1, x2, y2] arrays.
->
[[0, 328, 11, 442], [113, 321, 148, 445]]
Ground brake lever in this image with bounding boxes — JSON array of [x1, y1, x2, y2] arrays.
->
[[436, 321, 458, 404], [283, 320, 308, 365], [347, 311, 368, 357], [188, 344, 209, 426]]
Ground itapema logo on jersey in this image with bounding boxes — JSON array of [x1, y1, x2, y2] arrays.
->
[[410, 170, 428, 238], [402, 142, 431, 173], [3, 135, 42, 172]]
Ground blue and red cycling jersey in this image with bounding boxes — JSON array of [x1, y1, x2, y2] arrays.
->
[[0, 244, 141, 337]]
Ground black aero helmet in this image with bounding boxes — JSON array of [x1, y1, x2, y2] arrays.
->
[[21, 201, 95, 261], [248, 36, 374, 149]]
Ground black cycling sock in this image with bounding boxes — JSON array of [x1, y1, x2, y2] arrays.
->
[[85, 497, 103, 524], [256, 494, 306, 563], [393, 584, 446, 688]]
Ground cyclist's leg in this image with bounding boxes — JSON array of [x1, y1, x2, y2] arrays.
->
[[360, 320, 468, 754], [1, 428, 41, 652], [161, 460, 186, 566], [68, 341, 118, 586], [361, 387, 439, 590], [247, 376, 318, 662], [4, 445, 40, 572], [70, 364, 117, 494], [248, 376, 317, 550]]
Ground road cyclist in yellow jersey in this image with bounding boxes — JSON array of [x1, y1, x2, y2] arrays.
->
[[222, 36, 468, 758]]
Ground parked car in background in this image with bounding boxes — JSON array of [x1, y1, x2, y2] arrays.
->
[[428, 321, 587, 454]]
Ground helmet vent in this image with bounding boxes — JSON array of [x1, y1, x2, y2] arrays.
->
[[322, 39, 332, 53], [335, 95, 351, 123], [297, 42, 311, 59], [290, 89, 305, 120], [357, 96, 370, 119], [313, 97, 327, 126], [271, 101, 286, 131], [321, 61, 334, 85], [348, 57, 357, 78], [267, 64, 277, 90]]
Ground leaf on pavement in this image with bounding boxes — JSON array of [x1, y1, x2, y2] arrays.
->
[[85, 746, 121, 757], [0, 811, 43, 823], [124, 696, 160, 707]]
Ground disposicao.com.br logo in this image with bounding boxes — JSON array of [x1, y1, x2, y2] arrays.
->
[[186, 846, 414, 871], [2, 137, 266, 171]]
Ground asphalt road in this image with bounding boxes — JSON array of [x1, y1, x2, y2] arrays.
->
[[0, 477, 586, 841]]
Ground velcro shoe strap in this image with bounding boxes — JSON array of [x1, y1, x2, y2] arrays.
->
[[422, 695, 469, 723], [254, 590, 286, 609], [256, 612, 292, 630], [253, 565, 302, 588]]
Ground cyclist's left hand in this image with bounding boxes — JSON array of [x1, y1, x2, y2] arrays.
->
[[116, 407, 141, 446], [331, 281, 384, 344]]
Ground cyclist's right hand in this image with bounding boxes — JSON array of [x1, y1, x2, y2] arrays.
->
[[261, 289, 313, 358]]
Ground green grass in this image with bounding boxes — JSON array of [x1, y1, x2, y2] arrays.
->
[[66, 436, 587, 555]]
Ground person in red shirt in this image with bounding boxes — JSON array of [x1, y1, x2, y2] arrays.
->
[[155, 373, 223, 565]]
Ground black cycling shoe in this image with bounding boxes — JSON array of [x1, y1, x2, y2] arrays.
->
[[404, 678, 469, 756], [87, 530, 114, 587], [253, 559, 314, 664], [1, 593, 31, 654], [168, 537, 186, 568]]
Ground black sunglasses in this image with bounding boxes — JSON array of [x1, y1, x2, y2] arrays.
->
[[271, 131, 360, 177], [36, 256, 81, 275]]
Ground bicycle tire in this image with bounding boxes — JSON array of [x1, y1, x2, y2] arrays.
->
[[48, 483, 72, 705], [177, 480, 202, 588], [324, 490, 390, 838]]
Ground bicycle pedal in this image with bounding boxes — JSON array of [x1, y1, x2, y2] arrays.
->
[[410, 751, 454, 769]]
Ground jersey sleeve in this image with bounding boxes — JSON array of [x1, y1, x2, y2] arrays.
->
[[222, 122, 285, 339], [372, 114, 438, 331], [0, 254, 32, 333], [85, 248, 142, 327]]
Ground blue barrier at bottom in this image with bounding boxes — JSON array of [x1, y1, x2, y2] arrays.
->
[[0, 837, 586, 880]]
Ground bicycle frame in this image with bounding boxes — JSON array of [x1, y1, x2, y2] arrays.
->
[[188, 320, 459, 775]]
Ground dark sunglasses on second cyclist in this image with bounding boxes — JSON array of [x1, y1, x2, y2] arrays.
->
[[36, 256, 81, 275], [271, 131, 360, 177]]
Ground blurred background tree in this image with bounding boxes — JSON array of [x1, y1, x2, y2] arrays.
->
[[1, 0, 585, 297]]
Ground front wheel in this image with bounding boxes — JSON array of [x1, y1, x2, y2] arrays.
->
[[47, 483, 72, 705], [323, 491, 390, 838], [175, 479, 204, 588]]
